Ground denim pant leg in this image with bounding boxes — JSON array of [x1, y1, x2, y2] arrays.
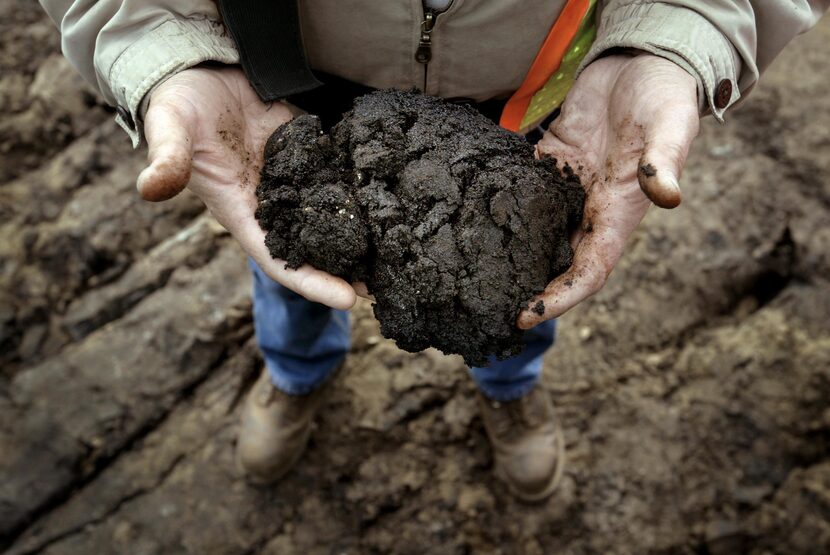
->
[[249, 259, 351, 395], [469, 320, 556, 402]]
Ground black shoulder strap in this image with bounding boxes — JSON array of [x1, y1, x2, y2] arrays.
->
[[216, 0, 322, 100]]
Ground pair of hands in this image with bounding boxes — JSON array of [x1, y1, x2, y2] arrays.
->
[[138, 54, 699, 327]]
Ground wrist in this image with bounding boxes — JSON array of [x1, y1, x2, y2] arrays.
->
[[108, 19, 239, 147], [578, 2, 741, 122]]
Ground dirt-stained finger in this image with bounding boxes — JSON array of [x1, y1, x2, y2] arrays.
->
[[137, 104, 194, 202], [137, 157, 192, 202], [516, 224, 624, 329], [637, 161, 681, 209], [233, 212, 357, 310], [636, 100, 698, 210], [516, 266, 601, 329]]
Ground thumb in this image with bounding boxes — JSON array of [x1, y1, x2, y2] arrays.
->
[[136, 103, 195, 202], [637, 105, 699, 209]]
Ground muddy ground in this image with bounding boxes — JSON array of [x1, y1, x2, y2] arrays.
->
[[1, 3, 829, 554]]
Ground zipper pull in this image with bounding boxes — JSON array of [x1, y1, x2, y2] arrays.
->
[[415, 10, 435, 64]]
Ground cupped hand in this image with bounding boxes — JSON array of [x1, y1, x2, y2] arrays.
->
[[517, 54, 700, 329], [137, 66, 357, 310]]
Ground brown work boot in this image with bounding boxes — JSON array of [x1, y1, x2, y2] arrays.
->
[[477, 386, 565, 502], [236, 368, 331, 485]]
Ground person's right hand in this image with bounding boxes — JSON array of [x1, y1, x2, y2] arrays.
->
[[137, 66, 357, 310]]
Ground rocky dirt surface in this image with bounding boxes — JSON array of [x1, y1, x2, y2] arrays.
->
[[1, 4, 828, 554]]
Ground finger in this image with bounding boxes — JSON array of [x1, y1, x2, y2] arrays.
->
[[637, 105, 699, 209], [517, 224, 624, 329], [352, 282, 376, 302], [137, 104, 195, 202], [637, 161, 680, 209], [233, 212, 357, 310]]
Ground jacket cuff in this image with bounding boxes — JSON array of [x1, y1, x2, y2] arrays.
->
[[108, 18, 239, 146], [578, 1, 742, 122]]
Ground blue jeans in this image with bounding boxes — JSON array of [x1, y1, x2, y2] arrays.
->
[[250, 260, 555, 401]]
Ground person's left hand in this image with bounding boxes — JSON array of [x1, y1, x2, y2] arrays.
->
[[517, 53, 700, 329]]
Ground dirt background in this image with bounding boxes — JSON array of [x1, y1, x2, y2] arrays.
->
[[1, 3, 829, 554]]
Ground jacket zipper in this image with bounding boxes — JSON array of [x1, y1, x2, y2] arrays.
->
[[415, 0, 456, 92], [415, 9, 436, 67], [416, 1, 454, 92]]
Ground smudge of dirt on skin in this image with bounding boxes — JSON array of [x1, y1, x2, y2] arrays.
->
[[604, 157, 619, 183], [618, 119, 644, 146], [639, 163, 657, 178], [604, 119, 645, 184], [217, 110, 256, 190]]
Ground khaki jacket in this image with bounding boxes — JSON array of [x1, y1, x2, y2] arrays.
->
[[39, 0, 829, 146]]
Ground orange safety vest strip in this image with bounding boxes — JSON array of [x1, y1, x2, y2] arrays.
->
[[500, 0, 593, 133]]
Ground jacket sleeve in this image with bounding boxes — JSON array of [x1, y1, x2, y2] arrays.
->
[[580, 0, 830, 121], [38, 0, 239, 145]]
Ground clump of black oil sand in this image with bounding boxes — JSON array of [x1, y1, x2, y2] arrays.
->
[[256, 90, 584, 366]]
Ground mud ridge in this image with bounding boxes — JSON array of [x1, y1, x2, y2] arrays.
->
[[0, 340, 247, 551]]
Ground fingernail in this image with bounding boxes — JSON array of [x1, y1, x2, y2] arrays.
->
[[659, 174, 682, 208]]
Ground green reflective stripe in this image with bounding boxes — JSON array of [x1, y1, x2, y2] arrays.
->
[[520, 0, 597, 132]]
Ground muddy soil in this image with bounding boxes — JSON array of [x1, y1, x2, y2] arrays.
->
[[1, 4, 830, 554], [256, 91, 583, 366]]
